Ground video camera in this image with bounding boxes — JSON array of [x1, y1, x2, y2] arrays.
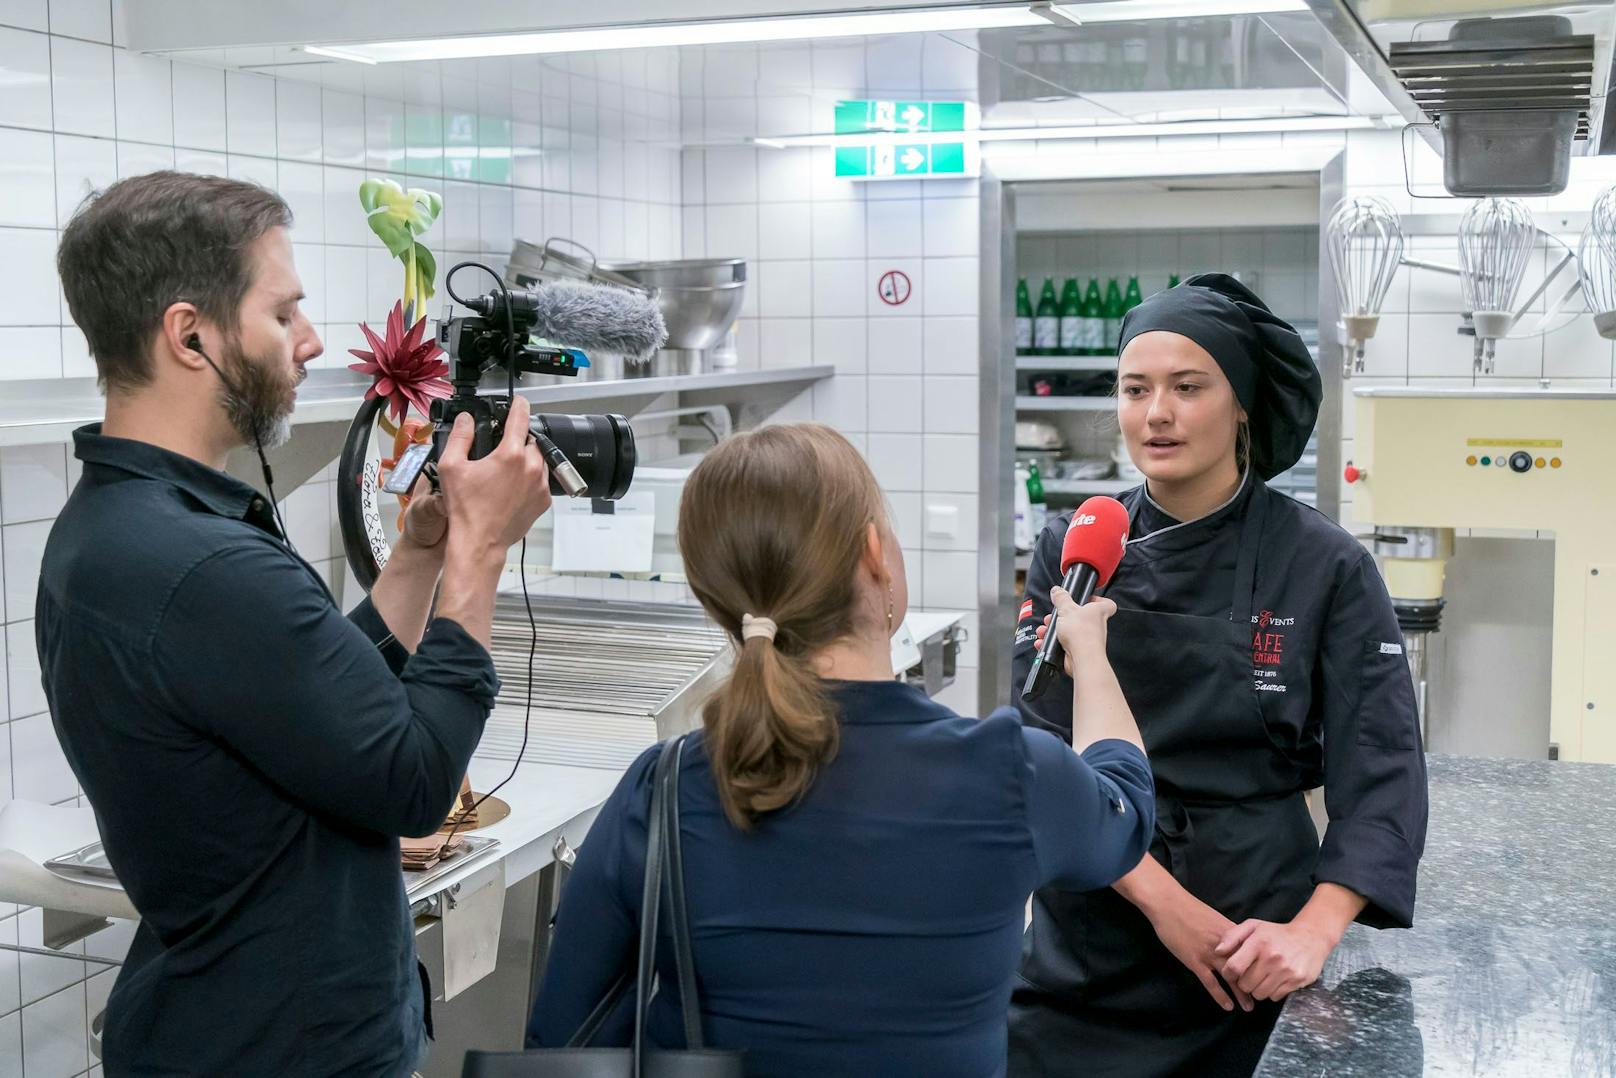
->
[[381, 264, 644, 501]]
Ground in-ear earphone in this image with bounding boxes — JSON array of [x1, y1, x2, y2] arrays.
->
[[187, 331, 294, 552]]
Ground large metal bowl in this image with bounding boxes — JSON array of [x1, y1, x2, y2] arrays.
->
[[599, 258, 747, 353]]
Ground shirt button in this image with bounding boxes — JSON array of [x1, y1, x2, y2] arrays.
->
[[250, 497, 265, 513]]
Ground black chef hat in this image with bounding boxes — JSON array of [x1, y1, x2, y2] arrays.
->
[[1117, 273, 1322, 481]]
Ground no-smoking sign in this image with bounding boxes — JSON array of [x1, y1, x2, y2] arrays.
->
[[877, 269, 912, 306]]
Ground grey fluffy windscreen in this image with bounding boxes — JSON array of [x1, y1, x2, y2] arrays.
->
[[529, 281, 668, 361]]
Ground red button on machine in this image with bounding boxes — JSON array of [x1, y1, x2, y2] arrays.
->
[[1343, 465, 1362, 484]]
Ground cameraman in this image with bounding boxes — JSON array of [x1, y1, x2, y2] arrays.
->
[[37, 172, 550, 1076]]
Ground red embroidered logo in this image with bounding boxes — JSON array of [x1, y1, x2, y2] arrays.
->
[[1249, 611, 1294, 667], [1019, 599, 1034, 623], [1252, 630, 1285, 666]]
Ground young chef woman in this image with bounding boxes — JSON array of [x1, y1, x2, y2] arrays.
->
[[1007, 274, 1429, 1077]]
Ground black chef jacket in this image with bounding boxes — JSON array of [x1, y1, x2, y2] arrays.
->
[[1013, 478, 1428, 928], [35, 425, 500, 1076]]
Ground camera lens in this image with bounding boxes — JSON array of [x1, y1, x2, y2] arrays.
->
[[532, 413, 637, 499]]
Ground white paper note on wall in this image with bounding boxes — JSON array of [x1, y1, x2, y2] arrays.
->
[[551, 491, 656, 573]]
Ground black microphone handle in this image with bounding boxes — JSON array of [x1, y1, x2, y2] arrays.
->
[[1020, 562, 1101, 703]]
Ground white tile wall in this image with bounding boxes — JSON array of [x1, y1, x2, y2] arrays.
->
[[867, 318, 922, 375], [0, 14, 685, 1070], [679, 35, 985, 712]]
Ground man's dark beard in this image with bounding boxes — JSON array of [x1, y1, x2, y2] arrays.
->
[[218, 342, 300, 451]]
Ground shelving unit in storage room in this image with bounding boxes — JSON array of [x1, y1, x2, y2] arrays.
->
[[1006, 178, 1325, 591]]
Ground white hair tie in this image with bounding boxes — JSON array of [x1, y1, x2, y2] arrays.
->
[[741, 614, 778, 643]]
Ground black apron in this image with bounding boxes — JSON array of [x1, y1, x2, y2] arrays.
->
[[1009, 483, 1320, 1078]]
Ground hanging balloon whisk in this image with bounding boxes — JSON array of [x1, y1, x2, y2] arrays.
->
[[1577, 187, 1616, 340], [1458, 198, 1538, 376], [1327, 196, 1406, 379]]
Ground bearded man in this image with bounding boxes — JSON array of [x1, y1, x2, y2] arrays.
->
[[38, 171, 552, 1076]]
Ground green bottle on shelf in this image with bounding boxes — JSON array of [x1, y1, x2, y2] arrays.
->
[[1081, 278, 1104, 356], [1058, 278, 1083, 356], [1123, 275, 1143, 315], [1102, 279, 1125, 354], [1015, 278, 1033, 354], [1026, 461, 1047, 524], [1034, 278, 1060, 355]]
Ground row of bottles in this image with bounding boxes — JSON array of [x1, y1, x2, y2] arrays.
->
[[1016, 275, 1167, 357]]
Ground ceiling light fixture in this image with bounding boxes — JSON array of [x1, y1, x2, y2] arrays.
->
[[1049, 0, 1307, 23], [752, 114, 1389, 149], [300, 5, 1049, 64], [301, 44, 379, 65]]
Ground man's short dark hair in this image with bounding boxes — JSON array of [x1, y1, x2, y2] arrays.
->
[[57, 171, 293, 391]]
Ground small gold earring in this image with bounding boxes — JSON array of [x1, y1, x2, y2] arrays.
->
[[887, 582, 894, 634]]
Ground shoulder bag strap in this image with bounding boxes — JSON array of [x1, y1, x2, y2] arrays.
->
[[662, 735, 705, 1049], [632, 740, 677, 1078]]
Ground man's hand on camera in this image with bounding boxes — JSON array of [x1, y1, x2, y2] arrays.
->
[[436, 394, 553, 564], [395, 475, 448, 558]]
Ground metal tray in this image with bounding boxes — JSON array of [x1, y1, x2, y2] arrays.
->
[[44, 841, 120, 886], [404, 835, 501, 901], [44, 837, 502, 900]]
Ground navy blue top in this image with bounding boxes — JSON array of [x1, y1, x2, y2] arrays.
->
[[528, 679, 1154, 1077], [36, 426, 501, 1077]]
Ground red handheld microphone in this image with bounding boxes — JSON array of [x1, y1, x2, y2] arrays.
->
[[1021, 496, 1130, 703]]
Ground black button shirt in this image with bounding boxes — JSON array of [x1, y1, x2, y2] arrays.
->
[[36, 425, 500, 1077]]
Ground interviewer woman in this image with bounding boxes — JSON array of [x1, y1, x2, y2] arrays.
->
[[527, 422, 1154, 1078]]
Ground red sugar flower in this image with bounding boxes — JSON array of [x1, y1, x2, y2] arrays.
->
[[348, 300, 451, 425]]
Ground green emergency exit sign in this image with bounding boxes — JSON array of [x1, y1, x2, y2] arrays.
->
[[834, 100, 971, 136], [831, 99, 979, 180], [834, 142, 972, 178]]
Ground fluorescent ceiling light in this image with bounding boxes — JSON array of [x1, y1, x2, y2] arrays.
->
[[753, 114, 1388, 147], [302, 6, 1046, 63], [1050, 0, 1307, 21], [301, 44, 378, 65]]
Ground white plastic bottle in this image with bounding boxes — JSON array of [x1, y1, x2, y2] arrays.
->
[[1014, 462, 1033, 551]]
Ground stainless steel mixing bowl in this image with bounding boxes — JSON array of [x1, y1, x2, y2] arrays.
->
[[599, 258, 748, 354]]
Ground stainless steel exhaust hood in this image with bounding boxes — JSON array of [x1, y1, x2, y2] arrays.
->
[[1305, 1, 1616, 195]]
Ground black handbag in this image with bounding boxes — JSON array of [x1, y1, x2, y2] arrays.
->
[[463, 735, 745, 1078]]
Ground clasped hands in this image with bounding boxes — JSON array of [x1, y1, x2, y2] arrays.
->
[[1150, 888, 1336, 1013]]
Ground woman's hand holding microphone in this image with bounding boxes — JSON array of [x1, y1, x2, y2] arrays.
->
[[1033, 587, 1116, 676], [1036, 585, 1143, 757]]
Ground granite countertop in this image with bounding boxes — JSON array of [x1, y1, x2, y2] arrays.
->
[[1256, 754, 1616, 1077]]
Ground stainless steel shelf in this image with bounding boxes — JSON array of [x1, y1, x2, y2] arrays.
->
[[1015, 395, 1114, 411], [1014, 355, 1116, 372], [0, 365, 836, 448], [1043, 477, 1136, 496]]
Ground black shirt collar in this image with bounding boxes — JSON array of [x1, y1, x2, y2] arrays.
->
[[72, 423, 281, 535], [1128, 470, 1255, 548]]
